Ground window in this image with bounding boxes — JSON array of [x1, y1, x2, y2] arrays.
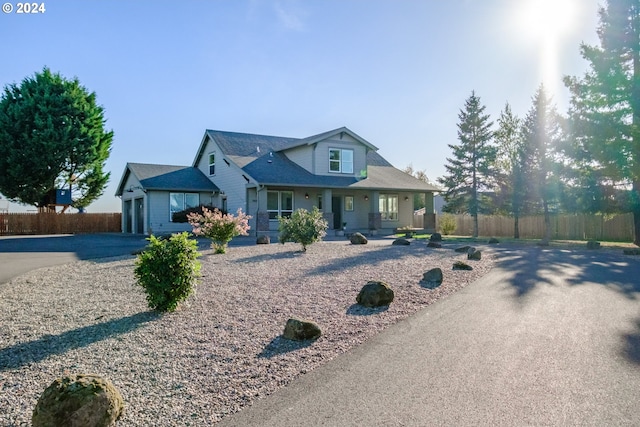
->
[[317, 195, 323, 210], [345, 196, 354, 211], [208, 152, 215, 175], [329, 148, 354, 174], [170, 192, 200, 221], [379, 194, 398, 221], [267, 190, 293, 219]]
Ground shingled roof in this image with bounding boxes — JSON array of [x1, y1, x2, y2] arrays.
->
[[116, 163, 219, 196], [190, 127, 440, 192]]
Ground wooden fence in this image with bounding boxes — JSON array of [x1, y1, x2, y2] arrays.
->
[[431, 213, 635, 242], [0, 213, 121, 236]]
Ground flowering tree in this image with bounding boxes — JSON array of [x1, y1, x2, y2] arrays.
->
[[188, 207, 251, 253]]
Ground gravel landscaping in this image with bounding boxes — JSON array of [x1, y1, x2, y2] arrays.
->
[[0, 238, 494, 426]]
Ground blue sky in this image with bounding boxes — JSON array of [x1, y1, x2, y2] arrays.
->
[[0, 0, 600, 212]]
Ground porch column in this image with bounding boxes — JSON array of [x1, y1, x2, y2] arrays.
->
[[322, 189, 334, 229], [423, 192, 436, 231], [368, 191, 381, 230]]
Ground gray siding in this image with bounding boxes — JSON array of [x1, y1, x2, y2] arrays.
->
[[283, 145, 314, 173], [195, 137, 250, 216], [314, 139, 367, 178]]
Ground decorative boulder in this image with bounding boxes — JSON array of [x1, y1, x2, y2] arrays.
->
[[356, 281, 395, 307], [488, 237, 499, 244], [427, 241, 442, 248], [32, 374, 124, 427], [350, 232, 368, 245], [467, 248, 482, 260], [429, 233, 442, 242], [256, 235, 271, 244], [392, 238, 410, 246], [454, 245, 472, 253], [453, 261, 473, 271], [422, 268, 443, 285], [586, 240, 600, 249], [283, 318, 321, 341]]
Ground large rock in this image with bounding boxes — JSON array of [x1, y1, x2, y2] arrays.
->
[[454, 245, 472, 253], [488, 237, 499, 244], [429, 233, 442, 242], [356, 281, 394, 307], [422, 268, 443, 284], [453, 261, 473, 271], [427, 241, 442, 248], [350, 232, 368, 245], [256, 235, 270, 244], [283, 318, 321, 341], [32, 374, 124, 427], [586, 240, 600, 249], [392, 238, 410, 246], [467, 248, 482, 260]]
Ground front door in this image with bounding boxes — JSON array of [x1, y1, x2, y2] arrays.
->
[[331, 196, 342, 229], [134, 198, 144, 234]]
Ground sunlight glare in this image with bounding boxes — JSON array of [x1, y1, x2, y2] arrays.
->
[[513, 0, 579, 97]]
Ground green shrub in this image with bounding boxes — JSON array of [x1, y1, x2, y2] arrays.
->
[[278, 207, 328, 252], [188, 207, 251, 254], [439, 213, 457, 235], [134, 232, 201, 312]]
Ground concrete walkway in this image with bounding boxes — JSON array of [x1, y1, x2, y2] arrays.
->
[[218, 245, 640, 426]]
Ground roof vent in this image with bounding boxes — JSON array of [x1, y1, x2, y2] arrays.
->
[[269, 151, 273, 157], [256, 146, 260, 153]]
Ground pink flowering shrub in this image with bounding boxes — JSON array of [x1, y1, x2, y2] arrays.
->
[[188, 207, 251, 253]]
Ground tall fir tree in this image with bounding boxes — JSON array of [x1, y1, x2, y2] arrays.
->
[[494, 103, 526, 238], [521, 85, 565, 244], [438, 91, 496, 237], [563, 0, 640, 244], [0, 67, 113, 210]]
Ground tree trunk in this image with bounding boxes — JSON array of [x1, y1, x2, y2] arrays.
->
[[633, 181, 640, 246], [541, 200, 551, 245], [473, 213, 479, 238], [514, 214, 520, 239]]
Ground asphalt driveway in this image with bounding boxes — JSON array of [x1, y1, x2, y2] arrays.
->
[[0, 234, 153, 284], [218, 245, 640, 426]]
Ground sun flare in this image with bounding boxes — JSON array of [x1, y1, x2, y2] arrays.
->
[[513, 0, 580, 95]]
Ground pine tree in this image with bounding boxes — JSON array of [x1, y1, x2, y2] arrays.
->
[[521, 85, 565, 245], [438, 91, 496, 237], [0, 67, 113, 209], [563, 0, 640, 244], [494, 103, 526, 238]]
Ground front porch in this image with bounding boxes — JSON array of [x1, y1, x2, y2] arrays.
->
[[247, 186, 436, 236]]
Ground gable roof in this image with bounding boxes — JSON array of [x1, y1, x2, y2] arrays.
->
[[191, 127, 440, 193], [115, 163, 219, 196]]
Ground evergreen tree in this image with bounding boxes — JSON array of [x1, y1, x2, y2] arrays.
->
[[521, 85, 565, 244], [563, 0, 640, 244], [438, 91, 496, 237], [494, 103, 526, 237], [0, 67, 113, 210]]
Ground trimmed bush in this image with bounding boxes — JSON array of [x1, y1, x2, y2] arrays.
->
[[278, 207, 328, 252], [439, 213, 457, 235], [134, 232, 201, 312]]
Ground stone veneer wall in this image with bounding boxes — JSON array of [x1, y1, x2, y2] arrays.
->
[[368, 212, 382, 230], [256, 211, 270, 232]]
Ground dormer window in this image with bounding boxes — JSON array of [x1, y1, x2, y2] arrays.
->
[[208, 152, 215, 175], [329, 148, 353, 174]]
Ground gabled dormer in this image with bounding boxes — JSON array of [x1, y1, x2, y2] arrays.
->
[[277, 127, 377, 178]]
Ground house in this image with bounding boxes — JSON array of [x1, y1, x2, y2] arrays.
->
[[116, 127, 440, 235]]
